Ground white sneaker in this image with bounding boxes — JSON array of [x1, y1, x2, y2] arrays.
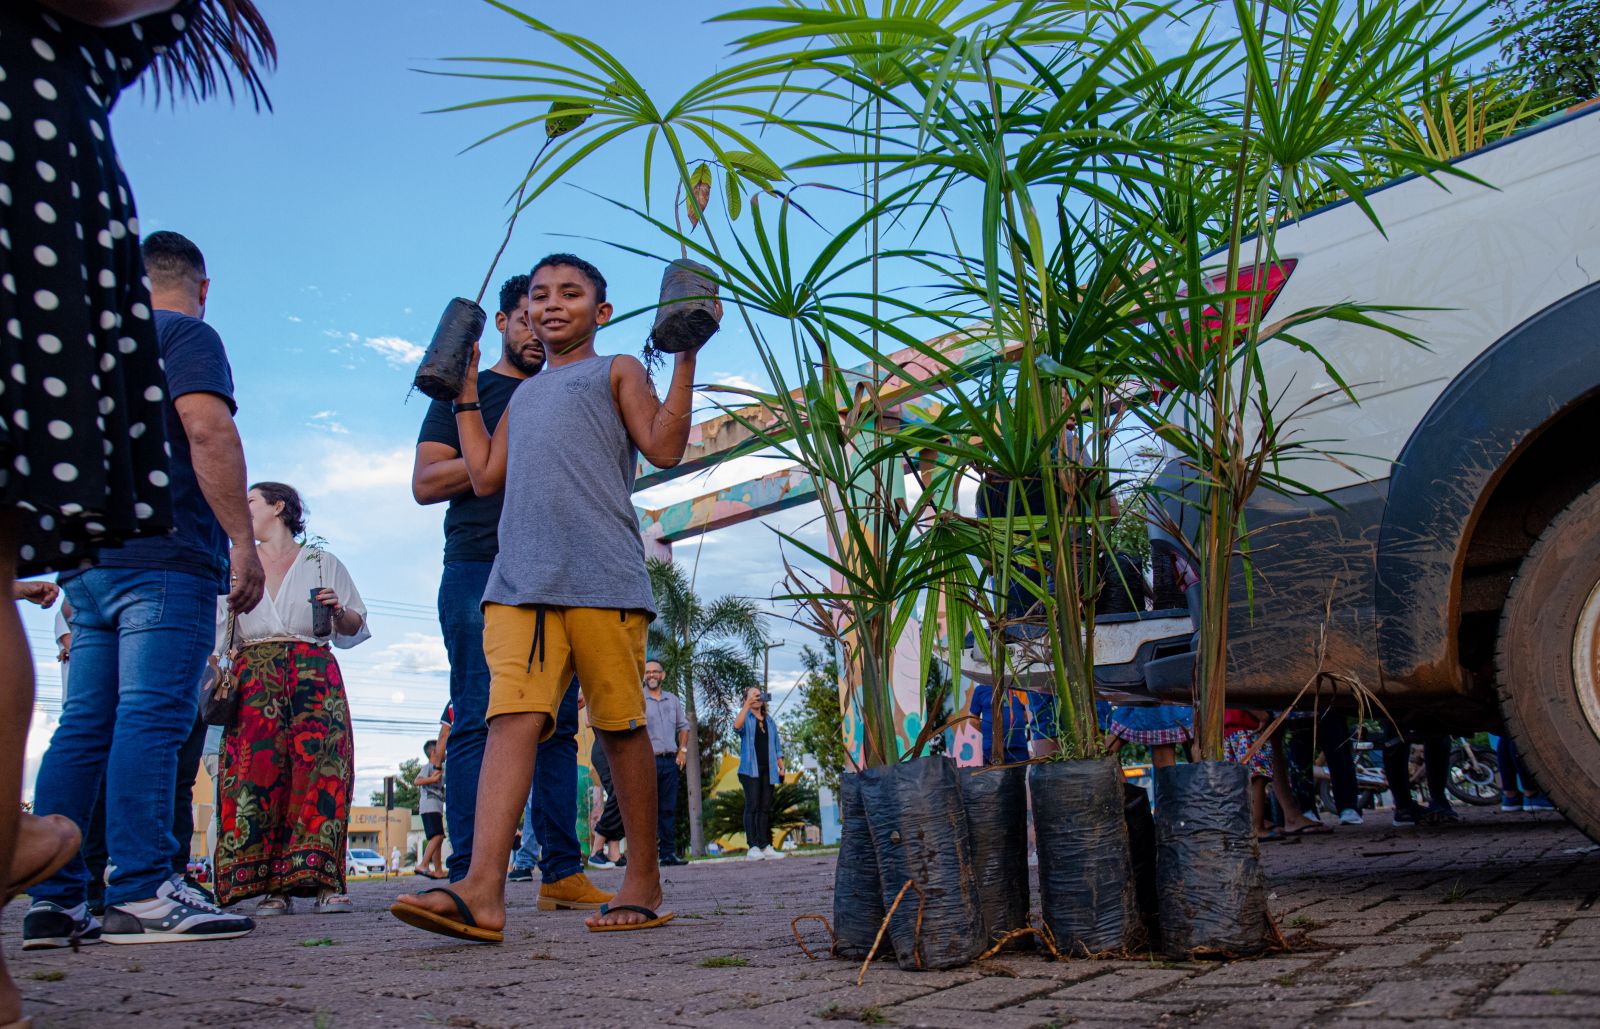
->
[[102, 876, 255, 944], [745, 848, 765, 861], [1339, 809, 1364, 826], [763, 846, 786, 860]]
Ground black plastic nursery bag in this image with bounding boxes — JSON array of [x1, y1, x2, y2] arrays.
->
[[648, 259, 721, 354], [833, 772, 886, 959], [958, 765, 1031, 951], [1153, 760, 1272, 957], [1030, 758, 1141, 956], [413, 297, 487, 401], [860, 757, 984, 970]]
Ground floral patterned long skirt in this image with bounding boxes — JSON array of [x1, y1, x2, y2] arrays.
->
[[215, 641, 354, 905]]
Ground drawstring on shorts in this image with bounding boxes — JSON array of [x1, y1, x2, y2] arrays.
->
[[527, 606, 546, 672]]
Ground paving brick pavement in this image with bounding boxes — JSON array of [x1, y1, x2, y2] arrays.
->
[[3, 806, 1597, 1028]]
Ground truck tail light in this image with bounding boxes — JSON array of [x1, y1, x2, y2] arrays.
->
[[1200, 258, 1298, 331]]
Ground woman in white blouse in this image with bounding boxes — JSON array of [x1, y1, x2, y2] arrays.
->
[[213, 482, 370, 916]]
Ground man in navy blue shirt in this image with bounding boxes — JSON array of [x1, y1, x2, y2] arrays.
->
[[411, 275, 610, 911], [26, 232, 261, 948]]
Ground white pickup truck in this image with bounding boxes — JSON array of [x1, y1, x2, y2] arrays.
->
[[1096, 100, 1600, 842]]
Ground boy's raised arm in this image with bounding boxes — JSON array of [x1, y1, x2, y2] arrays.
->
[[454, 343, 511, 496], [613, 351, 697, 469]]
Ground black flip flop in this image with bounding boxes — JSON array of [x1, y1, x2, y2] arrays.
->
[[389, 887, 504, 943], [587, 903, 675, 933], [1284, 823, 1332, 836]]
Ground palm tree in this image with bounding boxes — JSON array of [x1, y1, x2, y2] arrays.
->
[[647, 558, 767, 857]]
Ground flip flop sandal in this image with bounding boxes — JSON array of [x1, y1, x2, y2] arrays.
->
[[587, 903, 675, 933], [1284, 823, 1332, 836], [255, 896, 293, 917], [5, 815, 80, 900], [314, 893, 354, 914], [389, 888, 503, 943]]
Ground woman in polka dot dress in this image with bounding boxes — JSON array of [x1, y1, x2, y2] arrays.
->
[[0, 4, 271, 1026]]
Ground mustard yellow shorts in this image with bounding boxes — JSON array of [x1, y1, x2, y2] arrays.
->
[[483, 603, 648, 740]]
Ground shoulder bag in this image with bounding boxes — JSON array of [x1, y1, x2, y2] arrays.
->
[[199, 610, 241, 728]]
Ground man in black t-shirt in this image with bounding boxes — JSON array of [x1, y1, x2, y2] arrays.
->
[[412, 276, 607, 910]]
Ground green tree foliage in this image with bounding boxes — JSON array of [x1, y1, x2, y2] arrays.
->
[[1107, 495, 1153, 568], [780, 645, 849, 791], [369, 757, 423, 812], [1493, 0, 1600, 104], [702, 781, 822, 846]]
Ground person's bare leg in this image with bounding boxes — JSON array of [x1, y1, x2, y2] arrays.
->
[[396, 711, 546, 930], [585, 726, 661, 929], [1270, 733, 1318, 831], [1, 516, 32, 1024], [421, 836, 440, 875], [1250, 777, 1270, 837], [1151, 743, 1176, 769]]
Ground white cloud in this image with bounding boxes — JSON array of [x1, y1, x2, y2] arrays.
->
[[307, 410, 350, 435], [363, 632, 450, 676], [301, 443, 414, 494], [363, 335, 425, 368], [287, 315, 303, 324]]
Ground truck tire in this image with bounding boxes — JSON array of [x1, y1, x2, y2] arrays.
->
[[1496, 481, 1600, 843]]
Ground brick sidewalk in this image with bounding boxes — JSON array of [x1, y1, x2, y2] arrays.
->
[[5, 806, 1597, 1028]]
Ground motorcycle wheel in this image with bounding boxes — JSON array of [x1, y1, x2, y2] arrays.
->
[[1446, 747, 1502, 807]]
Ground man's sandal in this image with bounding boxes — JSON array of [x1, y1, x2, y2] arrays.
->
[[586, 903, 675, 933], [389, 888, 503, 943]]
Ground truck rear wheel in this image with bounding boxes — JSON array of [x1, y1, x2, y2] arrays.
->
[[1495, 480, 1600, 843]]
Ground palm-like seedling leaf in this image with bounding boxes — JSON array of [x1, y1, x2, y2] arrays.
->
[[432, 0, 836, 215]]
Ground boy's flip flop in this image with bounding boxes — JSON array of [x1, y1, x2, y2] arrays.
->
[[586, 903, 675, 933], [389, 888, 504, 943]]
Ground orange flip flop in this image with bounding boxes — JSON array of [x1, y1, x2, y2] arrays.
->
[[587, 903, 675, 933], [389, 887, 504, 943]]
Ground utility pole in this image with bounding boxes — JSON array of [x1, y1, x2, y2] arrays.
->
[[761, 640, 784, 696], [383, 775, 395, 881]]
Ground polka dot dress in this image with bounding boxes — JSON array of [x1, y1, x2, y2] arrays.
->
[[0, 1, 200, 578]]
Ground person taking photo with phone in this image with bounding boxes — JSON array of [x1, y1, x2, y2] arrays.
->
[[735, 686, 785, 860]]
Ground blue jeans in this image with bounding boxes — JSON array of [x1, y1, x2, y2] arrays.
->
[[656, 755, 681, 860], [438, 562, 581, 884], [33, 568, 216, 908], [512, 786, 541, 871]]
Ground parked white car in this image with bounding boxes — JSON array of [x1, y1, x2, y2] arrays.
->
[[346, 848, 386, 876]]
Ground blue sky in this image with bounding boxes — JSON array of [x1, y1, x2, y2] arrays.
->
[[22, 1, 841, 802]]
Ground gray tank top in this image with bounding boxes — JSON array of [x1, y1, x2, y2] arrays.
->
[[481, 355, 656, 618]]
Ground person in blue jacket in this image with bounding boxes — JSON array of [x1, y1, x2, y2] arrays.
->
[[736, 687, 785, 860]]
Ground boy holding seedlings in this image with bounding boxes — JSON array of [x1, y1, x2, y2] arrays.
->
[[392, 254, 707, 938]]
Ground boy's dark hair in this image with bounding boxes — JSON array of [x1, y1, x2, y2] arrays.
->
[[424, 740, 437, 757], [497, 274, 531, 316], [142, 231, 207, 288], [530, 253, 607, 304], [251, 481, 306, 537]]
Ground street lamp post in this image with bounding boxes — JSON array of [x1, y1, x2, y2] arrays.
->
[[761, 640, 784, 697]]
